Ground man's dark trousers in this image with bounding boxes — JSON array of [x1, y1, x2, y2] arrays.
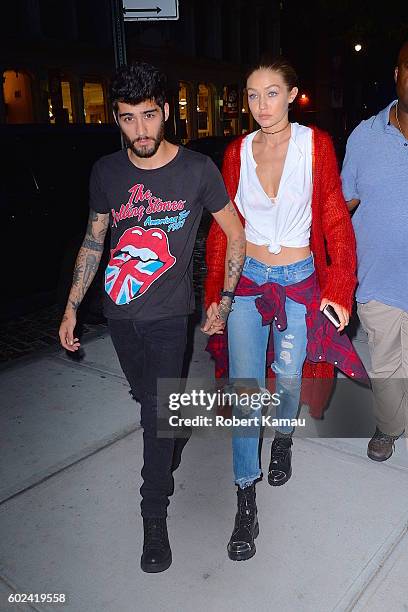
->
[[109, 315, 190, 518]]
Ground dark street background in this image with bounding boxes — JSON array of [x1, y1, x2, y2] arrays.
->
[[1, 0, 407, 364], [1, 5, 408, 610]]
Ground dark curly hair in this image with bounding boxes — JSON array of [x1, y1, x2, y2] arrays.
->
[[110, 62, 167, 113]]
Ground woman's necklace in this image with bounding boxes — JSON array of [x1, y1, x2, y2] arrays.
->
[[261, 122, 290, 135], [395, 102, 408, 139]]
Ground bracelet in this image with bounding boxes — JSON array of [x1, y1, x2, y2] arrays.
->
[[221, 290, 235, 301]]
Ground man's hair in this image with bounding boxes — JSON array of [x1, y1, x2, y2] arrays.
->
[[110, 62, 167, 112]]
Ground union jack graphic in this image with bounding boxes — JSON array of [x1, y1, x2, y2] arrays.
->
[[105, 227, 176, 305]]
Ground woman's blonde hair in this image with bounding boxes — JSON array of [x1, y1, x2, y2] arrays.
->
[[246, 56, 298, 91]]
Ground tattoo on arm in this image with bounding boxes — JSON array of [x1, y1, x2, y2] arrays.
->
[[72, 264, 83, 287], [224, 235, 246, 293], [84, 210, 110, 246], [218, 299, 232, 323], [225, 201, 237, 217], [82, 237, 104, 251], [228, 260, 242, 278], [83, 253, 99, 288], [64, 209, 109, 314], [218, 310, 229, 324], [68, 299, 81, 312]]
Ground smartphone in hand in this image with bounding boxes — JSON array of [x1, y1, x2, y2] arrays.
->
[[322, 304, 341, 329]]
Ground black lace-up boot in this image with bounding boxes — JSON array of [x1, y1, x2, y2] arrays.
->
[[268, 434, 293, 486], [141, 518, 172, 573], [227, 484, 259, 561]]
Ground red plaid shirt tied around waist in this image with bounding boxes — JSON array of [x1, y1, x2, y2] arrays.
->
[[206, 271, 369, 400]]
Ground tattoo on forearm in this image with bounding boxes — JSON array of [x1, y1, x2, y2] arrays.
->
[[218, 310, 229, 323], [65, 209, 109, 313], [72, 264, 83, 286], [228, 260, 242, 278], [85, 209, 99, 234], [69, 299, 80, 311], [83, 253, 98, 288], [224, 235, 245, 292], [226, 201, 237, 217], [218, 300, 231, 323], [82, 237, 104, 251], [84, 210, 109, 251], [68, 249, 101, 311]]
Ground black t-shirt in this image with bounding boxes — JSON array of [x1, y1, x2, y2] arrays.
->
[[89, 146, 229, 320]]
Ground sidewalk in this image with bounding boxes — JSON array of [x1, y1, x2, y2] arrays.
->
[[1, 321, 408, 612]]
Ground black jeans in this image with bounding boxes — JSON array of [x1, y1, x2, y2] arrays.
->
[[109, 316, 190, 518]]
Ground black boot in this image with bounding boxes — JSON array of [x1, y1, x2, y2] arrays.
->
[[141, 518, 172, 573], [227, 484, 259, 561], [268, 435, 293, 486]]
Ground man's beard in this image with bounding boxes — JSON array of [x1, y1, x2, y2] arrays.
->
[[124, 120, 165, 158]]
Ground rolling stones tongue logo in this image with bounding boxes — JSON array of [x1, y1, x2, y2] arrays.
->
[[105, 227, 176, 305]]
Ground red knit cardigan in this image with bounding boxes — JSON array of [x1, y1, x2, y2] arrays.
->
[[204, 127, 358, 417]]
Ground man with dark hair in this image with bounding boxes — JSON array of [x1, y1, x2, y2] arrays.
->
[[341, 41, 408, 461], [59, 62, 245, 573]]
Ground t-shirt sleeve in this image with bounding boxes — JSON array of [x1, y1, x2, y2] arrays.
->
[[89, 161, 110, 213], [341, 131, 360, 202], [199, 156, 230, 213]]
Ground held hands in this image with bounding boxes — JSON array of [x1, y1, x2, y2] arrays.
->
[[201, 298, 233, 335], [319, 298, 349, 333], [58, 311, 81, 351], [203, 298, 349, 335]]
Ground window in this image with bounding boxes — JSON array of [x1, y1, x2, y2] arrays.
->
[[48, 80, 73, 124], [83, 82, 106, 123], [197, 83, 213, 137], [178, 82, 191, 143], [61, 82, 73, 122], [3, 70, 34, 124], [222, 85, 240, 136]]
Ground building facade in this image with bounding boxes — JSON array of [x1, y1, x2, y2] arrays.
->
[[125, 0, 280, 141], [1, 0, 280, 141], [0, 1, 114, 126]]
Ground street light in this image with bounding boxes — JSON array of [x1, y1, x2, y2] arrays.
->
[[354, 43, 362, 52], [299, 93, 310, 106]]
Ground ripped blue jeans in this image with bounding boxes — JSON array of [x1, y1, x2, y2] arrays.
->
[[227, 255, 313, 488]]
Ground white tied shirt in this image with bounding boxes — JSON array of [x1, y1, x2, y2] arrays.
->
[[235, 123, 313, 254]]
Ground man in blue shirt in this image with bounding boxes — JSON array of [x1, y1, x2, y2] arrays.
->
[[341, 40, 408, 461]]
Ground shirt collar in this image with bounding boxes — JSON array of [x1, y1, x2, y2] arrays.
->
[[289, 122, 305, 156], [374, 99, 397, 132]]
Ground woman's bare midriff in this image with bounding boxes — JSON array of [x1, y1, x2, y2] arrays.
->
[[246, 241, 311, 266]]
